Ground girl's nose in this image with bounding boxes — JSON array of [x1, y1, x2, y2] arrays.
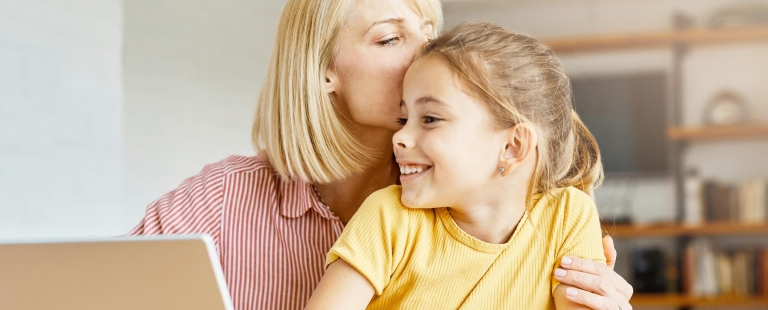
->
[[393, 126, 413, 150]]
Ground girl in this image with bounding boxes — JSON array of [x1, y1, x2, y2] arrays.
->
[[130, 0, 633, 308], [306, 21, 612, 309]]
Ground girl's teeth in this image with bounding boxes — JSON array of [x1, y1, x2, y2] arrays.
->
[[399, 164, 425, 175]]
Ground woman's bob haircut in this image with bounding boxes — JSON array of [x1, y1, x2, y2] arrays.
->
[[253, 0, 443, 183]]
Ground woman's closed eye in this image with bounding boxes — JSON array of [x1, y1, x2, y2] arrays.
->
[[377, 35, 401, 46]]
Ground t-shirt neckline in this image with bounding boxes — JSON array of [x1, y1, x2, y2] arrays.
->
[[436, 207, 529, 254]]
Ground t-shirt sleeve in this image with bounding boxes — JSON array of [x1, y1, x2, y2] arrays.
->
[[551, 188, 607, 293], [326, 185, 411, 295]]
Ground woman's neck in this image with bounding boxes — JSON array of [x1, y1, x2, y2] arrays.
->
[[313, 128, 399, 223]]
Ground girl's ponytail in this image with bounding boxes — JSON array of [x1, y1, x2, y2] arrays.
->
[[557, 111, 604, 197]]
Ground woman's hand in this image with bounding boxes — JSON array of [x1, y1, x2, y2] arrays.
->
[[554, 236, 633, 310]]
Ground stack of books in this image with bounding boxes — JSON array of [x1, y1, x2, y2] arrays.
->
[[682, 240, 768, 297], [685, 178, 767, 224]]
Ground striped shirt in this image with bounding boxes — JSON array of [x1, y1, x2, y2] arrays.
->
[[129, 155, 345, 310]]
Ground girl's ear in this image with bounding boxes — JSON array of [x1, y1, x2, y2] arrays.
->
[[498, 124, 538, 177], [325, 66, 339, 94]]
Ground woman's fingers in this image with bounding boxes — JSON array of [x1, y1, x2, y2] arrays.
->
[[559, 257, 634, 299], [563, 287, 633, 310], [555, 266, 616, 297]]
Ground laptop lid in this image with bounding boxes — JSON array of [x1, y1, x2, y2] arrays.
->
[[0, 235, 234, 310]]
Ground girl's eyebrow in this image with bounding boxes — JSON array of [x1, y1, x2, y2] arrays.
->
[[401, 96, 451, 110], [415, 95, 448, 108]]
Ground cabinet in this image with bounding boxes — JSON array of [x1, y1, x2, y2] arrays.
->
[[544, 26, 768, 309]]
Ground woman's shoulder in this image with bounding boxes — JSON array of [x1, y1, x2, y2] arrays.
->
[[128, 155, 286, 237], [211, 155, 277, 177]]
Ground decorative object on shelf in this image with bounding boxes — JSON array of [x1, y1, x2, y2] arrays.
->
[[673, 12, 697, 30], [704, 90, 749, 126], [683, 168, 704, 225], [709, 3, 768, 29], [632, 248, 669, 293]]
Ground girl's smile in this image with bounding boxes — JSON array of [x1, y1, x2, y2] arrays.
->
[[397, 161, 433, 183]]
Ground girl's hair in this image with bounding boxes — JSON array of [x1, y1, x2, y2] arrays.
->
[[422, 21, 603, 202], [253, 0, 443, 183]]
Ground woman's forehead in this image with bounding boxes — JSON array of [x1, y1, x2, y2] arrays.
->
[[349, 0, 426, 31]]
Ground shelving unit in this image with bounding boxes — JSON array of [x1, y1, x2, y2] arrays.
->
[[545, 26, 768, 309], [544, 27, 768, 53], [668, 125, 768, 142], [606, 223, 768, 238], [631, 294, 768, 307]]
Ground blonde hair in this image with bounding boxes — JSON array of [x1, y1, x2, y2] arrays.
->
[[421, 21, 603, 204], [253, 0, 443, 183]]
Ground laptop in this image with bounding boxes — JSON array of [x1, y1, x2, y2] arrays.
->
[[0, 234, 234, 310]]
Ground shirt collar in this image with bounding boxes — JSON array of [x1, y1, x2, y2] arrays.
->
[[279, 178, 339, 221]]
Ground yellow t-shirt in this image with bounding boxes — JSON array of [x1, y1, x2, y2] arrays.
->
[[326, 185, 605, 309]]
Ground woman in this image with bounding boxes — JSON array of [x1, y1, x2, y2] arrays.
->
[[130, 0, 634, 309]]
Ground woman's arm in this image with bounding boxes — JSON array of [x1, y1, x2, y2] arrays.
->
[[555, 236, 634, 310], [305, 260, 375, 310]]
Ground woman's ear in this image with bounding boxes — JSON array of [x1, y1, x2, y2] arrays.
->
[[498, 124, 538, 177], [325, 66, 339, 94]]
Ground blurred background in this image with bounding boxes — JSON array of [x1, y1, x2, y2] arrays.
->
[[1, 0, 768, 308]]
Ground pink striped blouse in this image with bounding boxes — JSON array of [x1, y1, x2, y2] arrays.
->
[[129, 155, 345, 310]]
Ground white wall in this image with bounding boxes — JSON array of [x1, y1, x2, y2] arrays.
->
[[122, 0, 288, 228], [0, 0, 124, 240], [444, 0, 768, 223]]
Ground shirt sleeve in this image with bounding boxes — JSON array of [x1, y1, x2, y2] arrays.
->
[[127, 158, 227, 250], [551, 188, 607, 293], [326, 185, 411, 295]]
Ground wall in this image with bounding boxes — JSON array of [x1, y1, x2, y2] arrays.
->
[[444, 0, 768, 223], [122, 0, 288, 227], [0, 0, 124, 240]]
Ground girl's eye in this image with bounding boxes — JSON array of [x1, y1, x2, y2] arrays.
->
[[378, 36, 401, 46], [396, 117, 408, 125], [424, 116, 440, 124]]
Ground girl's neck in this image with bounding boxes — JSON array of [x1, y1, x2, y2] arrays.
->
[[448, 201, 527, 244], [313, 127, 399, 223]]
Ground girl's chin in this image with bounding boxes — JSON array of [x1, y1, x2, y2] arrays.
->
[[400, 191, 432, 209]]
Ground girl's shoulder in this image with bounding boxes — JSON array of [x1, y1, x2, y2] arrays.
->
[[531, 186, 598, 226], [356, 185, 433, 223], [534, 186, 594, 209]]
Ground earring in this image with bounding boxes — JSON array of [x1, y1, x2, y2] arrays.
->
[[499, 166, 505, 176]]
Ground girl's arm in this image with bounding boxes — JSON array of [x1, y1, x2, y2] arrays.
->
[[305, 260, 375, 310], [554, 284, 592, 310]]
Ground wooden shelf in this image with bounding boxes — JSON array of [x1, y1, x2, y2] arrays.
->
[[543, 26, 768, 54], [605, 222, 768, 238], [667, 125, 768, 142], [632, 294, 768, 307]]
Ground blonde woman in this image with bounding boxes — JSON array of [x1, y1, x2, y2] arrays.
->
[[130, 0, 633, 309]]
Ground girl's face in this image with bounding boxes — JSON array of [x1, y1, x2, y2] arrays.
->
[[394, 55, 508, 209], [330, 0, 434, 132]]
